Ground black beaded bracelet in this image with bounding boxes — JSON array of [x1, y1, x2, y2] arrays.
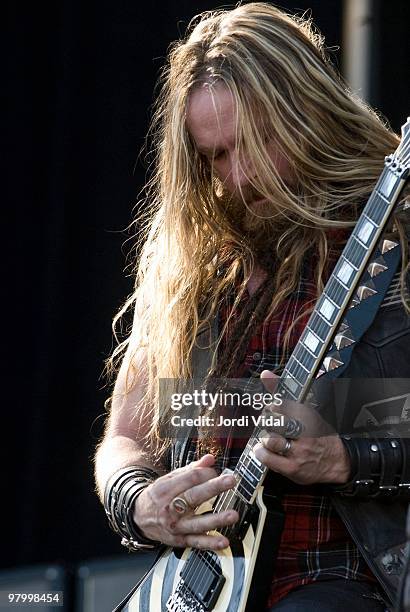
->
[[104, 466, 161, 551]]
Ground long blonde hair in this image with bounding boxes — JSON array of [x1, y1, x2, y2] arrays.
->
[[109, 3, 403, 460]]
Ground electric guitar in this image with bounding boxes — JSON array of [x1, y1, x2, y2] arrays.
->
[[115, 118, 410, 612]]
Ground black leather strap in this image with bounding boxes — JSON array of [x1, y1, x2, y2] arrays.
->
[[334, 436, 410, 498], [378, 438, 402, 492], [104, 466, 160, 550], [398, 438, 410, 494], [104, 465, 146, 532], [335, 437, 377, 496]]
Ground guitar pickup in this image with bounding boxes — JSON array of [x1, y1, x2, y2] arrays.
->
[[180, 552, 225, 610]]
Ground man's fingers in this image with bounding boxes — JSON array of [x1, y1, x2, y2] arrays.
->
[[173, 454, 216, 474], [259, 433, 289, 454], [154, 464, 218, 500], [253, 442, 293, 474], [176, 508, 238, 535], [260, 369, 279, 393], [183, 533, 230, 551], [183, 472, 236, 509]]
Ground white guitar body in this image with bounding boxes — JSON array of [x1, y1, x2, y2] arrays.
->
[[121, 488, 268, 612]]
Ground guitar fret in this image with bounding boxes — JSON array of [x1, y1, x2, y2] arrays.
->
[[247, 449, 264, 472], [298, 342, 316, 359], [378, 168, 399, 199], [279, 381, 299, 400], [341, 254, 358, 271], [282, 370, 302, 398], [326, 278, 347, 306], [345, 238, 367, 269], [304, 327, 322, 353], [332, 271, 350, 292], [237, 460, 260, 486], [308, 313, 331, 340], [375, 191, 389, 203], [368, 194, 389, 224], [242, 460, 263, 480], [238, 478, 253, 495], [282, 368, 296, 382], [315, 308, 334, 326], [322, 292, 338, 309], [332, 273, 350, 292], [352, 232, 370, 250], [235, 484, 253, 504], [292, 355, 310, 373], [363, 213, 377, 227], [293, 343, 316, 370], [287, 357, 309, 384]]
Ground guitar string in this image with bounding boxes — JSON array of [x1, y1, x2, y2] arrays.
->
[[182, 402, 267, 592], [184, 424, 272, 597]]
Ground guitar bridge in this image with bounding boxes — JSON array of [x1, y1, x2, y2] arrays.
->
[[166, 550, 225, 611]]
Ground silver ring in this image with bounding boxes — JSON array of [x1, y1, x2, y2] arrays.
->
[[171, 495, 191, 515], [284, 417, 304, 440], [277, 438, 292, 457]]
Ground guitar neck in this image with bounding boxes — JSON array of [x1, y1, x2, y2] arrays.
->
[[280, 161, 406, 403], [217, 156, 409, 511]]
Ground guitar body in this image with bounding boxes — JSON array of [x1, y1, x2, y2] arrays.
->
[[118, 487, 283, 612]]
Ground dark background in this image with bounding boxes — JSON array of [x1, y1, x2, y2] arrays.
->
[[5, 0, 410, 571]]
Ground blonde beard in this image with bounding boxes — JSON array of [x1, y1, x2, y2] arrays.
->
[[219, 190, 282, 259]]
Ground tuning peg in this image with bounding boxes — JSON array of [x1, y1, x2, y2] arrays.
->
[[316, 367, 326, 378], [334, 327, 355, 350], [380, 238, 399, 254], [357, 279, 377, 300], [367, 256, 388, 278], [323, 352, 344, 372], [349, 295, 360, 309]]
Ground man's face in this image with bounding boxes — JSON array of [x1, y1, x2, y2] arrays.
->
[[186, 83, 294, 236]]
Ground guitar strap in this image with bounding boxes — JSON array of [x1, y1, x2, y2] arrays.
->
[[318, 240, 402, 380]]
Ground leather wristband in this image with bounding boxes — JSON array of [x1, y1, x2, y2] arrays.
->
[[116, 477, 145, 537], [104, 465, 143, 531], [378, 438, 402, 493], [398, 438, 410, 494], [104, 466, 161, 551], [338, 435, 358, 480], [334, 436, 409, 498], [334, 437, 377, 496], [120, 481, 161, 551]]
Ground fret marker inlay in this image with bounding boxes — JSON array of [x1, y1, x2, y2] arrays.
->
[[337, 261, 354, 284], [319, 298, 335, 320], [284, 378, 299, 395], [304, 331, 320, 352], [357, 220, 373, 244]]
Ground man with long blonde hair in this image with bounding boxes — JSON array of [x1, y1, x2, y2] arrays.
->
[[95, 4, 410, 610]]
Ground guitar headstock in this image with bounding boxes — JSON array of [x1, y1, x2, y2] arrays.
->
[[387, 117, 410, 176]]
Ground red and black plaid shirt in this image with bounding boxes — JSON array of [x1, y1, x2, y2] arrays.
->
[[216, 258, 376, 607]]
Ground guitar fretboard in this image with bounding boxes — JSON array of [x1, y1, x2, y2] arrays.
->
[[215, 156, 409, 510], [280, 165, 403, 403]]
